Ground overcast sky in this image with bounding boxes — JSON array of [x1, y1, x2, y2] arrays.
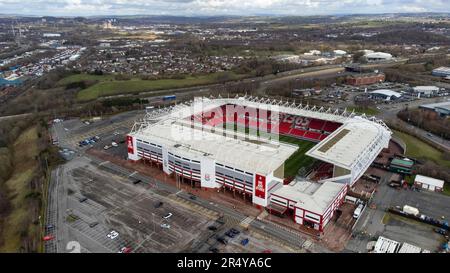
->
[[0, 0, 449, 16]]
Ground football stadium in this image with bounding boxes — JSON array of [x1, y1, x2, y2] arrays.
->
[[127, 96, 391, 232]]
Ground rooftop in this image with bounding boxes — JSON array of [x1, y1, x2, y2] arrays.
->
[[271, 180, 345, 215], [370, 89, 402, 98], [306, 118, 389, 170], [420, 100, 450, 111], [131, 118, 298, 175], [415, 174, 444, 188]]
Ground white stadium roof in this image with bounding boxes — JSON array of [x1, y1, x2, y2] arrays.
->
[[131, 118, 298, 175], [271, 180, 345, 215], [306, 118, 390, 170]]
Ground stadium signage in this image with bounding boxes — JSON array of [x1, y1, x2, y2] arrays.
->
[[126, 135, 134, 154], [255, 174, 266, 199]]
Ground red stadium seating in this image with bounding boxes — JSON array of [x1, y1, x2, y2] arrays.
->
[[308, 119, 325, 131], [290, 128, 306, 137], [189, 105, 342, 142], [304, 131, 322, 140], [323, 121, 341, 133]]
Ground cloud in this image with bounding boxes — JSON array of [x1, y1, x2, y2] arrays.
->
[[0, 0, 448, 16]]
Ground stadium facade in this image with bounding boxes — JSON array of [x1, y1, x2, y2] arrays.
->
[[127, 96, 391, 232]]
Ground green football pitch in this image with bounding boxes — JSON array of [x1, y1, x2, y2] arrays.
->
[[223, 123, 317, 178]]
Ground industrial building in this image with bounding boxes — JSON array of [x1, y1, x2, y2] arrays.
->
[[419, 101, 450, 117], [346, 73, 385, 86], [414, 175, 444, 192], [127, 96, 391, 232], [432, 66, 450, 78], [365, 52, 393, 61], [369, 89, 402, 101], [411, 86, 439, 98]]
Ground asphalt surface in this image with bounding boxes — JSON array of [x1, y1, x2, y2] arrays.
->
[[88, 155, 311, 251], [346, 170, 450, 253]]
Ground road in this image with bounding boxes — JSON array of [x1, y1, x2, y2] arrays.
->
[[376, 96, 450, 151], [0, 113, 31, 122]]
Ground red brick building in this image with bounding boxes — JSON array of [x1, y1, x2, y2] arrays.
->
[[346, 73, 385, 86]]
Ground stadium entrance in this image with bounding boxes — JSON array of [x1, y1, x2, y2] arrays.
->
[[219, 184, 253, 205]]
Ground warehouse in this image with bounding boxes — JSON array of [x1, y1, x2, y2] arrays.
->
[[419, 101, 450, 117], [432, 66, 450, 78], [414, 175, 444, 192], [268, 180, 347, 232], [369, 89, 402, 101], [365, 52, 393, 61], [412, 86, 439, 98]]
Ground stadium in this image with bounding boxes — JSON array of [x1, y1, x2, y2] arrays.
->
[[127, 96, 391, 232]]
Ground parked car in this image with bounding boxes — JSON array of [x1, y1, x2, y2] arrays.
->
[[111, 141, 118, 147], [241, 238, 249, 246], [217, 237, 228, 245], [154, 201, 163, 208], [43, 235, 55, 241], [79, 197, 88, 203], [163, 213, 173, 219], [161, 223, 171, 229], [132, 179, 142, 185], [89, 222, 99, 228], [107, 230, 119, 240], [119, 247, 131, 253], [208, 226, 217, 231], [209, 247, 219, 253]]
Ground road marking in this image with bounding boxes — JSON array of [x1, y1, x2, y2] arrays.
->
[[99, 160, 110, 166]]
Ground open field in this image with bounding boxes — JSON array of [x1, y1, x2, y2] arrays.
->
[[58, 74, 116, 85], [392, 130, 450, 168], [346, 106, 379, 116], [0, 127, 40, 252], [57, 72, 246, 101]]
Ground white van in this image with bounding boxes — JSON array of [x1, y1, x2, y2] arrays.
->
[[353, 204, 364, 219]]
